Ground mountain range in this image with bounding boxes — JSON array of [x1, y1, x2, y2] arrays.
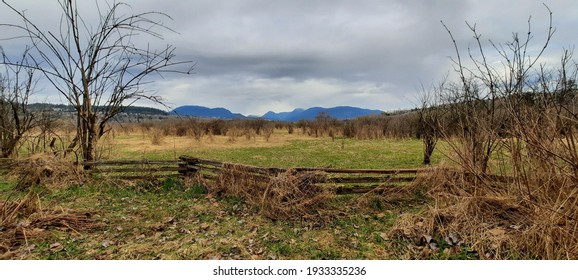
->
[[170, 105, 245, 119], [169, 105, 384, 121]]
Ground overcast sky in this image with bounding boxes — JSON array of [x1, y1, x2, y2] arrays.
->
[[1, 0, 577, 115]]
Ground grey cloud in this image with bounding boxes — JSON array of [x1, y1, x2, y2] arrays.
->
[[1, 0, 577, 115]]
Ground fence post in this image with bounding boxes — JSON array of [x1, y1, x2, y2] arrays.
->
[[179, 156, 199, 177]]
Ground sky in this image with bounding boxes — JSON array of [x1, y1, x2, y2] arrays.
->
[[1, 0, 577, 116]]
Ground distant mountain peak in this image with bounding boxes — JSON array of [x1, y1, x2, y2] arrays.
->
[[262, 106, 383, 121], [169, 105, 245, 119], [169, 105, 383, 121]]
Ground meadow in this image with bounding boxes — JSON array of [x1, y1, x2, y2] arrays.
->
[[106, 130, 435, 168], [2, 124, 576, 260], [0, 129, 463, 260]]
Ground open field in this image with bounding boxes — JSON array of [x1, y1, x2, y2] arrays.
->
[[103, 130, 443, 168], [1, 131, 467, 260], [1, 0, 576, 262], [2, 129, 577, 260]]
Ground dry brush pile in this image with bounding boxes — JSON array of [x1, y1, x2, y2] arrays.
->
[[199, 163, 334, 222], [10, 154, 86, 191], [0, 154, 99, 259], [390, 167, 578, 259], [0, 192, 100, 259]]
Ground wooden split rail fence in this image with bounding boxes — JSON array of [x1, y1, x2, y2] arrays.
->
[[85, 156, 423, 194], [178, 156, 422, 195], [0, 156, 513, 194], [0, 158, 15, 175], [85, 159, 187, 180]]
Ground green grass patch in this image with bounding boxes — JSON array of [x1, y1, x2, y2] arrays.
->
[[0, 177, 432, 260], [0, 136, 453, 260], [114, 137, 436, 169]]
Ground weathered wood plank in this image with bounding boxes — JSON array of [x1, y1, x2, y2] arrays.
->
[[109, 174, 183, 180], [180, 156, 427, 175], [294, 167, 421, 174], [325, 176, 416, 184], [194, 164, 222, 173], [334, 185, 398, 194], [85, 160, 183, 166], [91, 166, 187, 173]]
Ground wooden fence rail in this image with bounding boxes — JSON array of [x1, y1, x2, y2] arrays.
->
[[179, 156, 422, 195], [82, 156, 514, 195], [85, 159, 187, 180]]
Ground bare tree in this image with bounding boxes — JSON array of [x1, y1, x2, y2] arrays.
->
[[0, 0, 194, 161], [417, 79, 445, 165], [439, 6, 554, 174], [0, 48, 38, 158]]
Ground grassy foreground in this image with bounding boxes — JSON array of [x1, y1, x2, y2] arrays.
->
[[1, 132, 472, 260], [2, 180, 427, 260]]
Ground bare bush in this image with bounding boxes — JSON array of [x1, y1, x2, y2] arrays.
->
[[418, 80, 446, 165], [262, 123, 275, 142], [150, 129, 165, 145], [189, 119, 206, 141], [400, 6, 578, 259], [226, 127, 241, 143], [0, 50, 38, 158]]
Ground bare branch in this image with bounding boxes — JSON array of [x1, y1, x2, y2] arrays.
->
[[0, 0, 195, 160]]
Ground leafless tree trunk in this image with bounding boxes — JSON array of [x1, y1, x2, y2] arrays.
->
[[418, 79, 446, 165], [1, 0, 194, 161], [0, 49, 37, 158]]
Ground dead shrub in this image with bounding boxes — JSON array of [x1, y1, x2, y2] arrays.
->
[[262, 124, 274, 142], [388, 168, 578, 259], [243, 128, 256, 141], [226, 128, 241, 143], [260, 170, 332, 221], [150, 129, 165, 145], [175, 125, 189, 137], [11, 154, 86, 191], [189, 119, 205, 141], [205, 163, 333, 221]]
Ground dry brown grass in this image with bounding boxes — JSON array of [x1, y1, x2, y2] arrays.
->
[[389, 167, 578, 259], [10, 154, 86, 191], [111, 129, 316, 158], [0, 192, 100, 259], [150, 129, 166, 146], [204, 163, 334, 222]]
